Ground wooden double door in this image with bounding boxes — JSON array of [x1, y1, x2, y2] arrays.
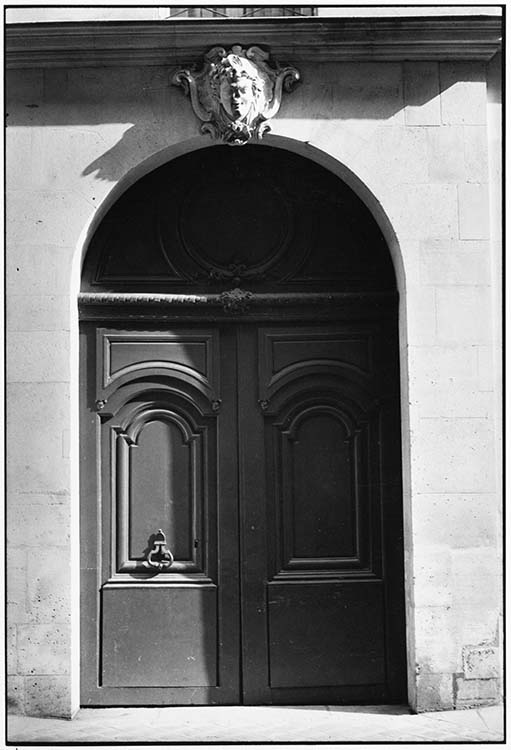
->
[[80, 313, 406, 706]]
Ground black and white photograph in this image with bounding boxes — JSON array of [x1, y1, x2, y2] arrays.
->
[[4, 1, 504, 745]]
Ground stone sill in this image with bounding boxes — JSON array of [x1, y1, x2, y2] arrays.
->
[[6, 16, 502, 69]]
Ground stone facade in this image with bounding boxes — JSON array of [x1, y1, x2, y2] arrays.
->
[[6, 13, 502, 717]]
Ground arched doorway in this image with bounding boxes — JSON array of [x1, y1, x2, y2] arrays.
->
[[79, 145, 407, 706]]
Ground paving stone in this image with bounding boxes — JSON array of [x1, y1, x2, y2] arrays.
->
[[7, 704, 504, 743]]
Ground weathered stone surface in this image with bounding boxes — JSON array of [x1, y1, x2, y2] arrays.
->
[[414, 605, 458, 673], [410, 381, 493, 419], [8, 499, 70, 548], [5, 54, 502, 718], [26, 548, 72, 624], [7, 382, 70, 493], [412, 546, 452, 608], [386, 183, 458, 239], [7, 547, 27, 623], [411, 417, 495, 493], [413, 494, 498, 548], [7, 189, 95, 247], [7, 331, 70, 382], [455, 676, 500, 708], [7, 675, 25, 714], [7, 294, 71, 332], [23, 676, 73, 718], [415, 672, 454, 712], [463, 644, 499, 679], [8, 626, 17, 674], [408, 345, 478, 385], [6, 244, 73, 296], [6, 68, 44, 102], [451, 548, 500, 609], [17, 624, 71, 675], [359, 126, 429, 186]]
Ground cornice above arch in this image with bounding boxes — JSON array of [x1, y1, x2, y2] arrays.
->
[[6, 16, 502, 69]]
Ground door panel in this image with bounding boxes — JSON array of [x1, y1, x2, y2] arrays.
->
[[238, 320, 406, 704], [80, 324, 240, 705], [129, 418, 193, 562], [81, 317, 406, 705], [101, 585, 218, 687], [267, 581, 385, 688]]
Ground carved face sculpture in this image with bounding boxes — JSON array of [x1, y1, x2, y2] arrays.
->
[[217, 54, 265, 122], [173, 44, 300, 145]]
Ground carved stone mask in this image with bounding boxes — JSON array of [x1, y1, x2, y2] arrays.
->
[[216, 53, 266, 121], [173, 45, 300, 145]]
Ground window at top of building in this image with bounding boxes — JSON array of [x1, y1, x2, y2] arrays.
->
[[165, 7, 317, 18]]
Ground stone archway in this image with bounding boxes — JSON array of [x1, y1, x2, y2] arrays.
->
[[77, 142, 408, 706]]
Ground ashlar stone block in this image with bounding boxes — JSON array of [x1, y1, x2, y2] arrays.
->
[[407, 345, 478, 384], [464, 126, 489, 183], [7, 189, 95, 247], [477, 345, 498, 391], [451, 548, 501, 609], [7, 547, 27, 623], [411, 545, 452, 608], [6, 244, 73, 297], [7, 382, 70, 494], [463, 644, 499, 679], [8, 499, 70, 549], [415, 671, 454, 712], [411, 417, 496, 494], [6, 69, 44, 103], [409, 380, 493, 419], [7, 675, 25, 715], [413, 494, 498, 549], [7, 294, 70, 332], [27, 547, 72, 624], [7, 331, 70, 383], [440, 62, 487, 125], [420, 251, 490, 287], [358, 126, 429, 187], [386, 183, 458, 240], [23, 675, 74, 718], [404, 62, 441, 126], [455, 676, 500, 708], [456, 605, 501, 648], [318, 61, 405, 123], [403, 286, 437, 347], [458, 183, 490, 240], [426, 126, 465, 183], [436, 287, 492, 344], [414, 604, 458, 673], [420, 238, 490, 254], [17, 623, 71, 675], [8, 626, 17, 674]]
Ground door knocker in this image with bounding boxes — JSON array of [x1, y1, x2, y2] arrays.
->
[[146, 529, 174, 571]]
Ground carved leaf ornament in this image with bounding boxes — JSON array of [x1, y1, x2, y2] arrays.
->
[[172, 45, 300, 145]]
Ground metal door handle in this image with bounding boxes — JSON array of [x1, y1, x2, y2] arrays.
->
[[147, 529, 174, 571]]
